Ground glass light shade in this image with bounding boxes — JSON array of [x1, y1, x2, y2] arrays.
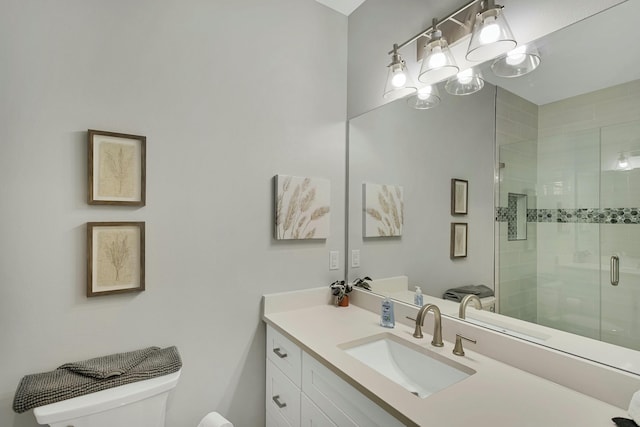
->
[[616, 153, 631, 170], [383, 55, 417, 99], [406, 85, 441, 109], [418, 35, 459, 85], [445, 68, 485, 96], [491, 44, 541, 78], [466, 7, 517, 62]]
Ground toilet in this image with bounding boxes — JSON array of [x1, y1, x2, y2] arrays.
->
[[32, 370, 181, 427]]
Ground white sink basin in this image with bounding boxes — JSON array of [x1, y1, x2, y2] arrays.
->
[[340, 333, 475, 398]]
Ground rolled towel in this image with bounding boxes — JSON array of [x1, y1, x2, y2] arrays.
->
[[629, 390, 640, 424], [443, 284, 494, 302], [197, 412, 234, 427]]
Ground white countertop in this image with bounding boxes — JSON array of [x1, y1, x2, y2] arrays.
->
[[263, 288, 629, 427]]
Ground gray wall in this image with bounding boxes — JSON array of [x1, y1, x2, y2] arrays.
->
[[0, 1, 346, 426]]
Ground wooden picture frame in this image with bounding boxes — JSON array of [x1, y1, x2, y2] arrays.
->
[[450, 222, 468, 259], [87, 222, 145, 297], [88, 129, 146, 206], [451, 178, 468, 215]]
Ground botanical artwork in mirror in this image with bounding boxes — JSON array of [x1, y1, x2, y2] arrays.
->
[[450, 223, 467, 258], [451, 179, 468, 215], [363, 183, 404, 237], [347, 1, 640, 373], [274, 174, 330, 240]]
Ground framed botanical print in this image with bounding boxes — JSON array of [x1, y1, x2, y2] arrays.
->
[[450, 222, 468, 259], [87, 222, 145, 297], [88, 130, 146, 206], [451, 178, 468, 215]]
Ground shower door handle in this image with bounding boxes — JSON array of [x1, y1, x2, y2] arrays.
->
[[610, 255, 619, 286]]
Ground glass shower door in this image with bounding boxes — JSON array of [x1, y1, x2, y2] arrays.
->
[[599, 120, 640, 351], [534, 130, 601, 340]]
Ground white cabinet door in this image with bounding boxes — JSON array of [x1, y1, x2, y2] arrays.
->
[[301, 353, 405, 427], [300, 394, 337, 427], [267, 359, 301, 427], [266, 406, 294, 427]]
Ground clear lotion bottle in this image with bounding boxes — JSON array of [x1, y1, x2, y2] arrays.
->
[[380, 297, 395, 328], [414, 286, 423, 306]]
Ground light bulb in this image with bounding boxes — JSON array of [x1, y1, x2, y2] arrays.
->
[[428, 46, 446, 69], [417, 86, 433, 100], [479, 16, 500, 44], [457, 69, 474, 84], [617, 154, 630, 170], [391, 68, 407, 88], [506, 46, 527, 65]]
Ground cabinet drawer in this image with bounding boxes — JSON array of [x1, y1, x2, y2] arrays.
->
[[301, 393, 337, 427], [267, 325, 302, 386], [266, 406, 294, 427], [266, 359, 301, 427], [302, 352, 404, 427]]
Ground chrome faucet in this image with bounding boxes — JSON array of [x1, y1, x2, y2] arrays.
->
[[413, 303, 443, 347], [458, 294, 482, 319]]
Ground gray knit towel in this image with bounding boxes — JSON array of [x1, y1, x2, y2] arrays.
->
[[59, 346, 160, 379], [442, 284, 494, 302], [13, 346, 182, 414]]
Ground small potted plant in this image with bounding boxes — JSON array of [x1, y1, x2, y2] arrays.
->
[[329, 280, 352, 307]]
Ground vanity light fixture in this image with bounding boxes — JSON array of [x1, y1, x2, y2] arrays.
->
[[407, 84, 441, 110], [465, 0, 516, 62], [418, 19, 459, 85], [383, 44, 417, 99], [382, 0, 527, 105], [445, 68, 485, 96], [491, 44, 541, 78]]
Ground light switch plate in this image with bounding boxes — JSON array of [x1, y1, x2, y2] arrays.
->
[[351, 249, 360, 268], [329, 251, 339, 270]]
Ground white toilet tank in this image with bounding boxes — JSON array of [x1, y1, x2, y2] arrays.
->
[[33, 370, 180, 427]]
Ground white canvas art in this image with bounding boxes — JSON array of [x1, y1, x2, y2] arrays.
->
[[363, 183, 404, 237], [274, 175, 331, 240]]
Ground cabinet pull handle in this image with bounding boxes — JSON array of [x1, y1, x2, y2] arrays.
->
[[611, 255, 620, 286], [273, 347, 287, 358], [272, 395, 287, 408]]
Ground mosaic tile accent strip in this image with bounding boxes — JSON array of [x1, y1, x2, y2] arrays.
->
[[495, 206, 509, 222], [496, 207, 640, 224]]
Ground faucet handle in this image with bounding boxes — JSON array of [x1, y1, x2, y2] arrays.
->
[[453, 334, 476, 356]]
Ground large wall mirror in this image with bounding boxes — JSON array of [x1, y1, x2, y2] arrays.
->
[[347, 0, 640, 374]]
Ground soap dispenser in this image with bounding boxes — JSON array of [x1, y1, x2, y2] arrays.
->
[[380, 297, 395, 328], [414, 286, 423, 306]]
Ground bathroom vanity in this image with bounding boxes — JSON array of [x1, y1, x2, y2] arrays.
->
[[263, 287, 639, 427]]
